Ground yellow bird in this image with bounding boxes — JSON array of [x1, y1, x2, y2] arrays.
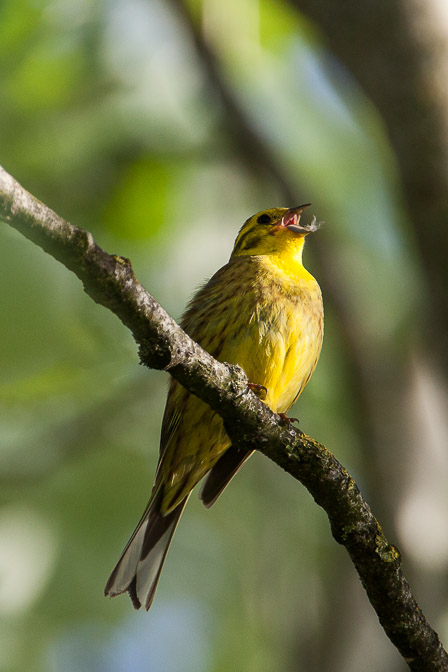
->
[[105, 205, 323, 609]]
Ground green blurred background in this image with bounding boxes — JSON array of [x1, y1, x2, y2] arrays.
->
[[1, 1, 447, 671]]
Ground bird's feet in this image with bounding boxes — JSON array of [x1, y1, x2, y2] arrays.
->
[[247, 382, 268, 401], [278, 412, 300, 426]]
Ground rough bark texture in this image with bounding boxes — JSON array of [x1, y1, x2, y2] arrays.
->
[[1, 165, 447, 670]]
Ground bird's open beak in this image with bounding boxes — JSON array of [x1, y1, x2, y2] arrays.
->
[[281, 204, 321, 235]]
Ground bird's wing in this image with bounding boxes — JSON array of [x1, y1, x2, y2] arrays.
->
[[199, 445, 253, 508], [156, 258, 259, 507], [157, 261, 239, 459], [158, 382, 183, 458]]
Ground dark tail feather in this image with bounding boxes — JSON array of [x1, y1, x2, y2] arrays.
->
[[200, 446, 253, 508], [105, 492, 188, 610]]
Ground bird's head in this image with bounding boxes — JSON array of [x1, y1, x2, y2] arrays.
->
[[231, 205, 321, 262]]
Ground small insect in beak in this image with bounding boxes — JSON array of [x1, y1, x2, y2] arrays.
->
[[271, 204, 321, 236], [283, 204, 321, 234]]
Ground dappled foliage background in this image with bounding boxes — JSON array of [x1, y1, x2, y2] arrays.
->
[[1, 1, 448, 671]]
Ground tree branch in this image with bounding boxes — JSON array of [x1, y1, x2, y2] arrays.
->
[[0, 164, 446, 671]]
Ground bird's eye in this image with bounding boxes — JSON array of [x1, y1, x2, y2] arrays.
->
[[257, 214, 271, 224]]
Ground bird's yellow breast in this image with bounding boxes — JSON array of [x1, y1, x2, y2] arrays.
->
[[217, 254, 323, 412]]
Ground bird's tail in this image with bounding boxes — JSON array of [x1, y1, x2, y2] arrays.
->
[[200, 446, 253, 508], [104, 490, 188, 610]]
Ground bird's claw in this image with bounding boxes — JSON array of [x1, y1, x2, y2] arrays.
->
[[278, 413, 300, 426], [247, 382, 268, 401]]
